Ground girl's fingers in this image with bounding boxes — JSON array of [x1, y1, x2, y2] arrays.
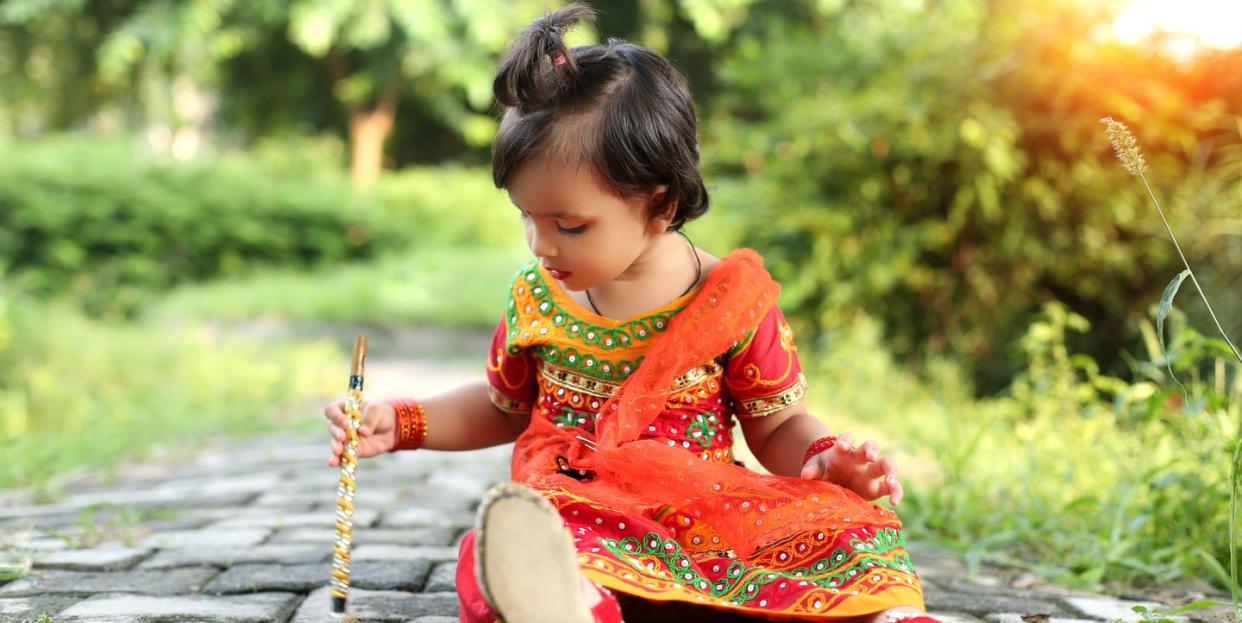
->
[[867, 456, 897, 479], [855, 440, 878, 463], [800, 454, 824, 480], [835, 432, 854, 451], [888, 477, 904, 506]]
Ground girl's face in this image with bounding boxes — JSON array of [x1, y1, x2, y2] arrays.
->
[[506, 157, 669, 291]]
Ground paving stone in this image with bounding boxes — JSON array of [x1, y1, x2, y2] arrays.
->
[[922, 581, 1071, 617], [139, 544, 329, 569], [945, 577, 1080, 599], [202, 560, 430, 594], [61, 489, 258, 511], [425, 471, 498, 498], [0, 595, 81, 620], [290, 586, 459, 622], [138, 527, 271, 549], [251, 490, 338, 509], [380, 507, 477, 529], [208, 508, 380, 529], [268, 526, 457, 546], [425, 562, 457, 592], [353, 544, 459, 563], [0, 567, 219, 596], [32, 547, 152, 571], [1062, 596, 1187, 622], [927, 612, 986, 623], [410, 617, 459, 623], [984, 613, 1100, 623], [57, 591, 300, 622]]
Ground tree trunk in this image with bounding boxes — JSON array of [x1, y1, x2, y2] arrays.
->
[[348, 103, 395, 188], [326, 47, 400, 188]]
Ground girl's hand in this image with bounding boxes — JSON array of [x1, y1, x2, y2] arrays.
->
[[799, 432, 904, 506], [324, 399, 397, 467]]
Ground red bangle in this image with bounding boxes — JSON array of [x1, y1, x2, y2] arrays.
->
[[387, 398, 427, 451], [802, 435, 837, 465]]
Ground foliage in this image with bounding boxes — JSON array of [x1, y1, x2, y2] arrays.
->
[[889, 302, 1240, 593], [144, 245, 529, 331], [0, 284, 342, 490], [705, 0, 1242, 391], [0, 137, 523, 320]]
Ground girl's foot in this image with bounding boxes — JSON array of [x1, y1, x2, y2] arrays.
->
[[475, 482, 623, 623]]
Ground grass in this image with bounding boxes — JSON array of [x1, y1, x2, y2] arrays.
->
[[143, 244, 531, 329], [0, 293, 344, 492]]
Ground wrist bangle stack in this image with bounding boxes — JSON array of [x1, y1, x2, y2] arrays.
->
[[387, 398, 428, 451], [802, 435, 838, 465]]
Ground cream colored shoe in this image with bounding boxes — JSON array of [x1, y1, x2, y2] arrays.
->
[[475, 482, 595, 623]]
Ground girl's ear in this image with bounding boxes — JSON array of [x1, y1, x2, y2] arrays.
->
[[646, 185, 676, 235]]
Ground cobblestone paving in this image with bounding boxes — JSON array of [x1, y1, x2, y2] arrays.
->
[[0, 433, 1231, 622], [0, 356, 1232, 622]]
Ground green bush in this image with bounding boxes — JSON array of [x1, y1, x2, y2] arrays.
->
[[705, 1, 1242, 392], [845, 302, 1242, 593], [0, 135, 401, 319], [0, 136, 520, 321]]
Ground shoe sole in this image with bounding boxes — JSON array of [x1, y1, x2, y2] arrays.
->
[[475, 482, 594, 623]]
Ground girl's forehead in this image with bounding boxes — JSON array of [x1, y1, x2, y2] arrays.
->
[[508, 158, 612, 210]]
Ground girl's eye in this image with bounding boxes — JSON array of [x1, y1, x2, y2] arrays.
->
[[558, 224, 587, 235]]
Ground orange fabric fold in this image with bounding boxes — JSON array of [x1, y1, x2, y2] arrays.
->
[[510, 248, 898, 560]]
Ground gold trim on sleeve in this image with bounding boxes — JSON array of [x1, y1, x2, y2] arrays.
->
[[735, 373, 807, 419], [488, 385, 532, 415]]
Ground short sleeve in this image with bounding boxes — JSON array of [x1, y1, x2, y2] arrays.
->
[[486, 318, 537, 415], [724, 305, 808, 419]]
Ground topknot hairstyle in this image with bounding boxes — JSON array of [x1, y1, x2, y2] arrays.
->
[[491, 3, 709, 230]]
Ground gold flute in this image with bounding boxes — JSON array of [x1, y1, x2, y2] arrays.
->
[[330, 335, 367, 617]]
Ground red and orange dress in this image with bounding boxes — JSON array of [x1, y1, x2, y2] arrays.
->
[[456, 249, 925, 621]]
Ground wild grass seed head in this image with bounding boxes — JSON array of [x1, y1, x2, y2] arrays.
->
[[1101, 116, 1147, 176]]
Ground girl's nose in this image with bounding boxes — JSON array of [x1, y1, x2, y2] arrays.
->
[[529, 228, 556, 258]]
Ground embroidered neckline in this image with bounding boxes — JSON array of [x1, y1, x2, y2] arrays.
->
[[534, 262, 705, 327]]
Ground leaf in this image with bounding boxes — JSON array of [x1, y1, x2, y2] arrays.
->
[[1156, 269, 1191, 394]]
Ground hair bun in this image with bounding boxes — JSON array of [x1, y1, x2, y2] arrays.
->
[[493, 2, 597, 110]]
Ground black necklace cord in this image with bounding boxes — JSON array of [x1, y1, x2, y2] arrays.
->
[[586, 230, 701, 317]]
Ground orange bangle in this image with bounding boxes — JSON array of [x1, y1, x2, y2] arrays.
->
[[802, 435, 837, 465], [387, 398, 427, 451]]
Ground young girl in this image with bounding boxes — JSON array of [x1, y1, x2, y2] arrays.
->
[[325, 4, 942, 622]]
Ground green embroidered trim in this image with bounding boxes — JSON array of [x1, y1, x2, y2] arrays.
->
[[599, 527, 914, 605], [552, 406, 596, 432], [686, 412, 719, 448], [504, 261, 686, 381]]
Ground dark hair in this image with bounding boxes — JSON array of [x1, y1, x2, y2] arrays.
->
[[491, 3, 708, 230]]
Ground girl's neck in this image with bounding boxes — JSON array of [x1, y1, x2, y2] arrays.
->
[[581, 232, 705, 320]]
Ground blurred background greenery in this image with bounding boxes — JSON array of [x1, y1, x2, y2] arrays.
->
[[1, 0, 1239, 598]]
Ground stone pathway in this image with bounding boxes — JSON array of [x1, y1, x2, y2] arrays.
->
[[0, 355, 1232, 622], [0, 432, 1231, 623]]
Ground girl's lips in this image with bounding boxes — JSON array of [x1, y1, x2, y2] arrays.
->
[[546, 267, 572, 280]]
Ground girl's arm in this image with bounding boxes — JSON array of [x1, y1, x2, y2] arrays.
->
[[740, 404, 904, 505], [417, 379, 530, 450], [738, 403, 829, 477], [326, 379, 529, 465]]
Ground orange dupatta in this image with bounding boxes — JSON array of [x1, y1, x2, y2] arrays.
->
[[510, 248, 898, 560]]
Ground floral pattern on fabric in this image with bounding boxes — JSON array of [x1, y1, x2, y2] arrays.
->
[[469, 257, 925, 619]]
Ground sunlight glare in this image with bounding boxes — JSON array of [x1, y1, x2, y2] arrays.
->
[[1113, 0, 1242, 51]]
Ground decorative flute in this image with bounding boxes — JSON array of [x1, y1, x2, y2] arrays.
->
[[330, 335, 367, 617]]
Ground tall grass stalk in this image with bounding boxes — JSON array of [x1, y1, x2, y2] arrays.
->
[[1102, 116, 1242, 622]]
